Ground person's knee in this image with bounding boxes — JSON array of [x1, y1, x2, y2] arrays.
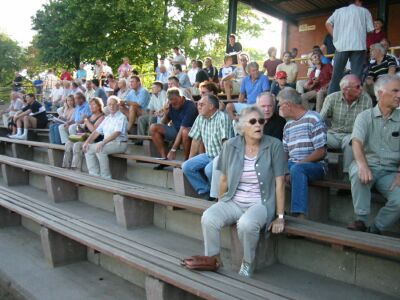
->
[[149, 124, 161, 136], [201, 209, 217, 229], [237, 217, 258, 235], [182, 160, 191, 173], [289, 163, 304, 176]]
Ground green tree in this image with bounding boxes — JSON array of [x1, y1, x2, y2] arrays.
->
[[32, 0, 269, 71], [0, 33, 24, 85]]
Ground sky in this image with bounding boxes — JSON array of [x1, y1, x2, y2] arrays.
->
[[0, 0, 282, 58]]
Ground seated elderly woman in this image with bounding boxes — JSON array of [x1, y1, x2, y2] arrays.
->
[[62, 97, 105, 170], [201, 106, 286, 278], [49, 95, 75, 144], [83, 96, 128, 179]]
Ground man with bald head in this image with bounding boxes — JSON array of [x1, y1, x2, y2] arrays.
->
[[256, 92, 286, 140], [320, 74, 372, 173]]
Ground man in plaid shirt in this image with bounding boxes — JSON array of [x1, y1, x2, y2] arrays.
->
[[182, 94, 232, 198], [320, 75, 372, 174]]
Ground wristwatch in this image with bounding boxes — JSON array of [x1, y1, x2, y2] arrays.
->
[[278, 214, 284, 219]]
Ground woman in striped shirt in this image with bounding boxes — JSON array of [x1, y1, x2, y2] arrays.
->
[[201, 106, 286, 277]]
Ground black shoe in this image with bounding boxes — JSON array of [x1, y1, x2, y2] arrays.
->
[[347, 220, 367, 232], [367, 223, 381, 235], [153, 164, 166, 170], [134, 141, 143, 146]]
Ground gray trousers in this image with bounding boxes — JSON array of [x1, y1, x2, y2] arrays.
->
[[137, 114, 157, 136], [59, 124, 78, 144], [301, 89, 327, 112], [349, 163, 400, 231], [201, 201, 268, 263], [63, 141, 84, 170], [85, 141, 127, 179], [210, 156, 221, 198], [327, 131, 353, 173], [328, 50, 366, 94]]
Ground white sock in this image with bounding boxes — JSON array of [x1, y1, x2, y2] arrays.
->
[[22, 128, 28, 136], [16, 128, 22, 135]]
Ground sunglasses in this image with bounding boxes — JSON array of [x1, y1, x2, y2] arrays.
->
[[248, 118, 265, 125]]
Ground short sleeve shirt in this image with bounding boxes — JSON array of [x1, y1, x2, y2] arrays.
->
[[126, 86, 151, 109], [176, 72, 191, 88], [167, 100, 198, 131], [73, 101, 92, 123], [240, 74, 270, 104], [96, 111, 128, 142], [320, 91, 372, 133], [276, 63, 298, 84], [367, 55, 398, 81], [219, 66, 236, 79], [189, 111, 233, 157], [283, 111, 327, 168], [23, 101, 47, 124], [351, 106, 400, 171], [148, 90, 167, 112]]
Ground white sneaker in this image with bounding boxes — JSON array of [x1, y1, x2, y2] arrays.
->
[[8, 134, 20, 139], [14, 134, 27, 140]]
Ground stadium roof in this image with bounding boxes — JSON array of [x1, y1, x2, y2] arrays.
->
[[239, 0, 399, 24]]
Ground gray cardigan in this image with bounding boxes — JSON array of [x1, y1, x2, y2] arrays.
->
[[217, 135, 287, 225]]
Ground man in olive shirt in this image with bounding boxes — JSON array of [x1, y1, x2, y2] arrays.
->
[[320, 75, 372, 173], [348, 75, 400, 234]]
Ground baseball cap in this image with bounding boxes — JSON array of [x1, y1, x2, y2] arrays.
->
[[276, 71, 287, 79]]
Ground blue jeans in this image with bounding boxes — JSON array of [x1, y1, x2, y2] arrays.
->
[[182, 154, 214, 195], [288, 161, 325, 214], [49, 123, 62, 144], [44, 101, 53, 112]]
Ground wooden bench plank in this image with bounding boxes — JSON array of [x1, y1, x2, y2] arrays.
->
[[284, 216, 400, 258], [0, 187, 289, 300]]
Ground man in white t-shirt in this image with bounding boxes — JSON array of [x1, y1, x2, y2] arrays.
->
[[49, 81, 64, 111], [137, 81, 167, 138], [187, 60, 199, 86]]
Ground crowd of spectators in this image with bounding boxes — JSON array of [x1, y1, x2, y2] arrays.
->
[[1, 0, 399, 279]]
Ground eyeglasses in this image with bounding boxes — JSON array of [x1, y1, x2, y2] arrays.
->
[[248, 118, 265, 125]]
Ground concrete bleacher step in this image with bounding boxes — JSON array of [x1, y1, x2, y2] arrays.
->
[[1, 180, 399, 298], [0, 226, 145, 300]]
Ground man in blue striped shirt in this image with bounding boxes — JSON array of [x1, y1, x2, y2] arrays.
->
[[278, 88, 328, 218]]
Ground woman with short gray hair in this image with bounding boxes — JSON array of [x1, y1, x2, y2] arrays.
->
[[201, 106, 286, 277]]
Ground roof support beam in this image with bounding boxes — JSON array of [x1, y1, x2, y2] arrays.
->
[[227, 0, 238, 53]]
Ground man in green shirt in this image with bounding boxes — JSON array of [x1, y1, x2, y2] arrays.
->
[[348, 75, 400, 233], [320, 74, 372, 173]]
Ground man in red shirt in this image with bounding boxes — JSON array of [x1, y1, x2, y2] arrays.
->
[[60, 68, 73, 81], [366, 18, 386, 49], [301, 53, 333, 112]]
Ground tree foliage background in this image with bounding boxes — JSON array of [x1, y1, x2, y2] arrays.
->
[[0, 33, 24, 85], [32, 0, 269, 71]]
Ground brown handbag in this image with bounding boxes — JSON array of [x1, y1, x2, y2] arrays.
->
[[181, 256, 220, 271]]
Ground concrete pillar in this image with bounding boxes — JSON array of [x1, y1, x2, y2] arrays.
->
[[1, 164, 29, 186], [113, 194, 154, 229], [45, 176, 78, 203], [230, 225, 276, 271], [143, 140, 161, 157], [145, 276, 198, 300], [48, 148, 64, 167], [40, 227, 87, 267], [0, 207, 21, 228], [308, 186, 329, 222], [109, 155, 127, 180], [11, 144, 33, 160], [172, 168, 198, 197]]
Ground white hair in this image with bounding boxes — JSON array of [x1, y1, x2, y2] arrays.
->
[[374, 75, 400, 99]]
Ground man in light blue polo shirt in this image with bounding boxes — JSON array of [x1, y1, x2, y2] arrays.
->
[[123, 75, 150, 132], [226, 62, 270, 120]]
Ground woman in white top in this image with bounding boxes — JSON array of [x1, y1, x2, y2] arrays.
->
[[201, 106, 286, 277]]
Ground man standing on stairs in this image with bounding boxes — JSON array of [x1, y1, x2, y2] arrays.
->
[[348, 75, 400, 234]]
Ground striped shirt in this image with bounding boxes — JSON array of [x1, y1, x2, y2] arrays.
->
[[327, 4, 374, 52], [320, 91, 372, 133], [189, 111, 232, 157], [232, 156, 262, 208], [367, 55, 398, 81], [283, 111, 327, 167]]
